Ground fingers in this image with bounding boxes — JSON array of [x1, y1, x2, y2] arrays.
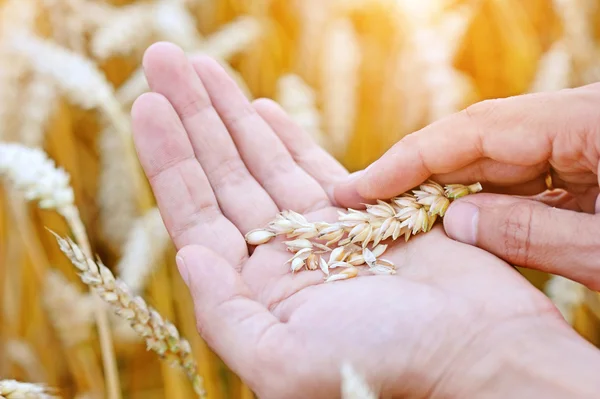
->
[[252, 98, 351, 205], [443, 193, 600, 290], [132, 92, 249, 266], [190, 58, 331, 214], [142, 42, 278, 234], [343, 87, 598, 203], [176, 245, 289, 389]]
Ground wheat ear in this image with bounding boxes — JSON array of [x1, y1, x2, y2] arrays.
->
[[0, 143, 121, 399], [0, 380, 59, 399], [52, 234, 206, 399], [246, 181, 482, 281]]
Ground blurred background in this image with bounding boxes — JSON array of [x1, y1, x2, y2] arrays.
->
[[0, 0, 599, 397]]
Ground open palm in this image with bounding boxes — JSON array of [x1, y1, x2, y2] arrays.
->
[[132, 43, 565, 399]]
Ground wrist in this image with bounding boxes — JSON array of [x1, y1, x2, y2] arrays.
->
[[433, 315, 600, 399]]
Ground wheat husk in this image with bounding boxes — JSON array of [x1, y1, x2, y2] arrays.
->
[[53, 234, 206, 399]]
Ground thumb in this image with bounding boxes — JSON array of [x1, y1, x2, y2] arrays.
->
[[176, 245, 284, 382], [443, 194, 600, 291]]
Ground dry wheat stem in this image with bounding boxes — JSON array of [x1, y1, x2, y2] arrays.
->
[[53, 234, 206, 399], [0, 380, 59, 399], [246, 181, 482, 282]]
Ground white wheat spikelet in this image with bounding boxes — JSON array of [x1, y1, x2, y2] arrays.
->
[[9, 34, 127, 129], [0, 380, 58, 398], [54, 234, 206, 398], [18, 74, 58, 147], [341, 363, 378, 399], [91, 3, 154, 60], [192, 16, 261, 60], [153, 0, 203, 50], [116, 17, 259, 106], [44, 270, 95, 348], [0, 143, 74, 214], [98, 125, 140, 249], [118, 208, 171, 295], [545, 275, 585, 325], [276, 74, 326, 148], [320, 18, 360, 158]]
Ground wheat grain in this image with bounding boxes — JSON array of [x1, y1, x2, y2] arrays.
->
[[117, 208, 171, 295], [0, 380, 58, 399], [246, 181, 482, 282], [53, 234, 206, 398]]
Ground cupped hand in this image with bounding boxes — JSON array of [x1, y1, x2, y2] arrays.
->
[[336, 85, 600, 291], [131, 43, 593, 399]]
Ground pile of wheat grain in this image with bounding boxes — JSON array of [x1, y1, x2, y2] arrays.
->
[[1, 0, 599, 398]]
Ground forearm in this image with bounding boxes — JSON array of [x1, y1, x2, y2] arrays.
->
[[436, 316, 600, 399]]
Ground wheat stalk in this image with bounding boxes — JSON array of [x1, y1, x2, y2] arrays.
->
[[98, 125, 142, 249], [0, 143, 121, 399], [117, 207, 171, 295], [52, 234, 207, 399], [246, 181, 482, 282], [0, 380, 59, 399]]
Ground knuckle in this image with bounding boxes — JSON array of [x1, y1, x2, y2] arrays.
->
[[499, 202, 536, 266]]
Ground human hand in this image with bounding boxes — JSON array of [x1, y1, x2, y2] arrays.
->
[[132, 43, 600, 398], [336, 85, 600, 291]]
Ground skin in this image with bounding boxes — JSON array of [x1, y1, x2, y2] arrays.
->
[[335, 82, 600, 291], [132, 42, 600, 398]]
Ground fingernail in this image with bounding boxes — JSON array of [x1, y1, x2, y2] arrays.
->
[[595, 195, 600, 214], [176, 255, 190, 286], [444, 201, 479, 246]]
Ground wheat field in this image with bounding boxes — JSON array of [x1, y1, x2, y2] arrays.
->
[[0, 0, 599, 398]]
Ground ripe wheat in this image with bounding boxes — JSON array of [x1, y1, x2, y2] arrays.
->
[[53, 234, 206, 399], [246, 181, 482, 282], [0, 380, 58, 399]]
